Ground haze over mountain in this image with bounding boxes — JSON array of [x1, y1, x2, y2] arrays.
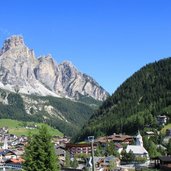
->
[[0, 35, 109, 101]]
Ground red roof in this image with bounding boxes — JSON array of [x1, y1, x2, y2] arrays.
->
[[10, 158, 25, 164]]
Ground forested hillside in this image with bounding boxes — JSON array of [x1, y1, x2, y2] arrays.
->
[[76, 57, 171, 141], [0, 89, 98, 137]]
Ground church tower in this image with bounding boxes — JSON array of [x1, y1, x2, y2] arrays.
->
[[2, 136, 8, 150], [136, 131, 143, 147]]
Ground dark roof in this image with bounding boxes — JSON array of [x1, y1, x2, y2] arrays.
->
[[159, 156, 171, 162], [66, 143, 94, 148], [95, 134, 133, 143], [0, 149, 16, 156], [61, 168, 82, 171]]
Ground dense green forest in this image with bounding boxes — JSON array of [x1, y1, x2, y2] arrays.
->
[[0, 89, 99, 137], [76, 57, 171, 141]]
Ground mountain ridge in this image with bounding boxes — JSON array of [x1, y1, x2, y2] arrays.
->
[[0, 35, 109, 136], [0, 35, 109, 101]]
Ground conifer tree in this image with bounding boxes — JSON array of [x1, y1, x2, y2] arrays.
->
[[106, 141, 119, 157], [71, 156, 79, 169], [148, 140, 159, 158], [65, 151, 71, 167], [167, 139, 171, 155], [23, 125, 60, 171]]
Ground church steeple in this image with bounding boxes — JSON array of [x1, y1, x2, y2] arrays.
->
[[136, 131, 143, 147], [2, 136, 8, 150]]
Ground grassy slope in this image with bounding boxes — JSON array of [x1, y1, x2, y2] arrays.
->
[[0, 119, 63, 137], [161, 123, 171, 134]]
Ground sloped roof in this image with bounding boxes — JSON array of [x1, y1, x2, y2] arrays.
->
[[0, 149, 16, 156], [10, 158, 24, 163], [95, 134, 132, 143], [159, 156, 171, 162], [126, 145, 148, 155]]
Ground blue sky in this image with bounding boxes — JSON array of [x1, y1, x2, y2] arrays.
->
[[0, 0, 171, 94]]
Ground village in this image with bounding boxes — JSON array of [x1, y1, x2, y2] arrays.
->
[[0, 115, 170, 171]]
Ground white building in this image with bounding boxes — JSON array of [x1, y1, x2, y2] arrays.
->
[[2, 136, 8, 150], [126, 131, 149, 159]]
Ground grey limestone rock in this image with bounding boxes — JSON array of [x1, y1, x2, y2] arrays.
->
[[0, 35, 109, 101]]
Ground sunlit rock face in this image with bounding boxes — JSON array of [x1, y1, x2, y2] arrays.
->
[[0, 35, 109, 101]]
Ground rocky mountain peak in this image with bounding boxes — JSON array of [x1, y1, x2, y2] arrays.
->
[[0, 35, 109, 101], [0, 35, 36, 64], [38, 54, 53, 62], [60, 60, 77, 71], [1, 35, 25, 53], [60, 60, 77, 69], [62, 60, 73, 66], [45, 54, 53, 59]]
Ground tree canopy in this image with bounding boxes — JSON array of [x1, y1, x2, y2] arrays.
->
[[77, 57, 171, 141], [23, 125, 60, 171]]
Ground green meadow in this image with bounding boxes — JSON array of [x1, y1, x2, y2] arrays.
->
[[0, 119, 63, 137]]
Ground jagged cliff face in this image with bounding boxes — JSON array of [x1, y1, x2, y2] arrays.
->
[[0, 35, 109, 101], [0, 36, 57, 96]]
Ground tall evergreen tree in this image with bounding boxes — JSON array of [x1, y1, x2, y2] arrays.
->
[[167, 138, 171, 155], [95, 144, 103, 156], [121, 150, 135, 162], [65, 151, 71, 167], [106, 141, 119, 157], [148, 140, 159, 158], [71, 156, 79, 169], [23, 125, 60, 171]]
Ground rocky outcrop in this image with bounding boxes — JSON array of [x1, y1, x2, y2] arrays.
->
[[34, 55, 59, 91], [56, 61, 108, 101], [0, 35, 109, 101], [0, 35, 58, 96], [0, 35, 36, 63]]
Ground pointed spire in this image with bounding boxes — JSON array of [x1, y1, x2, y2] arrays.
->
[[136, 131, 143, 147], [137, 130, 141, 137], [2, 136, 8, 150]]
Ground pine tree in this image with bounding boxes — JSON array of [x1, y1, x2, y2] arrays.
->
[[121, 150, 135, 162], [106, 141, 119, 157], [167, 138, 171, 155], [71, 156, 78, 169], [95, 144, 103, 156], [148, 140, 159, 158], [23, 125, 60, 171], [109, 160, 117, 171], [65, 151, 71, 167]]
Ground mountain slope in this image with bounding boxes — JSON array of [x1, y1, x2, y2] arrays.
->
[[0, 35, 109, 136], [0, 88, 95, 136], [0, 35, 109, 101], [76, 57, 171, 141]]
